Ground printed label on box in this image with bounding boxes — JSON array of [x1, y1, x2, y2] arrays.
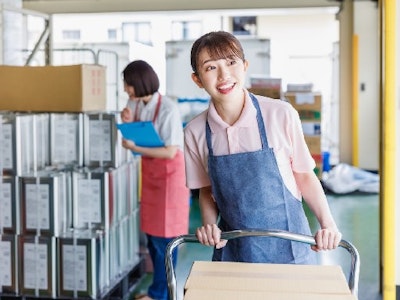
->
[[23, 243, 48, 289], [295, 93, 316, 104], [62, 244, 88, 291], [1, 124, 13, 169], [89, 120, 112, 161], [78, 179, 102, 223], [0, 241, 12, 286], [26, 184, 50, 230], [302, 122, 321, 136], [1, 182, 12, 228], [53, 119, 79, 161]]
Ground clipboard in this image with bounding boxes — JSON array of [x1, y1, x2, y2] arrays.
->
[[117, 121, 164, 147]]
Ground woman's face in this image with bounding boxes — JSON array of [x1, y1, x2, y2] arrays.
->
[[191, 48, 248, 101], [124, 81, 136, 100]]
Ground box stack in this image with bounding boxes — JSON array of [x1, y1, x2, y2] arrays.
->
[[248, 76, 282, 99], [0, 64, 106, 112], [0, 65, 142, 299], [284, 91, 323, 178]]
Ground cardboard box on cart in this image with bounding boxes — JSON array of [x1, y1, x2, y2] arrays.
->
[[0, 64, 106, 112], [183, 261, 357, 300]]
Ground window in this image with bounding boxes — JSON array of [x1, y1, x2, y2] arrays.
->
[[108, 29, 117, 41], [122, 22, 152, 45], [171, 21, 202, 40], [62, 30, 81, 40], [232, 16, 257, 36]]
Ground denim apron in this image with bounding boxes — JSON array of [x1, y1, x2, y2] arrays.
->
[[207, 93, 316, 264]]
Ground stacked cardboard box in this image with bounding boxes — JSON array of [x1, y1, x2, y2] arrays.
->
[[284, 92, 322, 178], [0, 64, 107, 112], [248, 76, 282, 99], [183, 261, 357, 300]]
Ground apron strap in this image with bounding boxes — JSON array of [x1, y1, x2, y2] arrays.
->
[[134, 93, 162, 123], [152, 93, 162, 123], [205, 121, 213, 155], [249, 93, 269, 149]]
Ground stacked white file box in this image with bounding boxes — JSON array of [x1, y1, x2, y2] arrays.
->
[[0, 111, 141, 299]]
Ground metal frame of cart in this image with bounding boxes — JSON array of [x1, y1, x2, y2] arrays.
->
[[165, 229, 360, 300]]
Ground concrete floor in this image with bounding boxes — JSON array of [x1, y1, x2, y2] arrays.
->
[[132, 192, 381, 300]]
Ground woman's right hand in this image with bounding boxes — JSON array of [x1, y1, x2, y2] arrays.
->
[[121, 107, 134, 123], [196, 224, 227, 249]]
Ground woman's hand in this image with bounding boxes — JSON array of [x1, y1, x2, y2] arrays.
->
[[312, 228, 342, 252], [122, 138, 136, 150], [196, 224, 227, 249], [121, 107, 134, 123]]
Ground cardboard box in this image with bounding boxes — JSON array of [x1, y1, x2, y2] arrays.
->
[[298, 109, 321, 121], [311, 153, 323, 164], [248, 87, 281, 100], [58, 229, 109, 299], [19, 235, 57, 297], [302, 121, 321, 136], [250, 76, 282, 89], [0, 64, 106, 112], [286, 83, 313, 93], [184, 261, 356, 300], [249, 76, 282, 99], [304, 135, 321, 154], [284, 92, 321, 111], [184, 288, 357, 300], [314, 162, 323, 179]]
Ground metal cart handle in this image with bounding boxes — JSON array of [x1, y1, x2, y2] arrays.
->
[[165, 229, 360, 300]]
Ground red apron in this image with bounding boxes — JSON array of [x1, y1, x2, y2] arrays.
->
[[140, 151, 190, 237], [135, 94, 190, 238]]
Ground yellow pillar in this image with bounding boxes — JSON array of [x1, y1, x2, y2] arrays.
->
[[381, 0, 396, 299]]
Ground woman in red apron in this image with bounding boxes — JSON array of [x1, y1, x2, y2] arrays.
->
[[121, 60, 190, 300]]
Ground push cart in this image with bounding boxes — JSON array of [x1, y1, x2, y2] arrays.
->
[[165, 229, 360, 300]]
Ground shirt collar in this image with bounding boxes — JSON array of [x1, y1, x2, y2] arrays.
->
[[207, 89, 257, 133], [141, 92, 159, 111]]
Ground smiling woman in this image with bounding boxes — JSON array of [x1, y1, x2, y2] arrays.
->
[[184, 31, 342, 265]]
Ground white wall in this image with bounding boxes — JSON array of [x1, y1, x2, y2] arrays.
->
[[354, 2, 379, 171], [257, 9, 339, 162], [0, 0, 24, 65]]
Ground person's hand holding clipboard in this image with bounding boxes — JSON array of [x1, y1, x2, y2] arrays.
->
[[117, 121, 164, 154]]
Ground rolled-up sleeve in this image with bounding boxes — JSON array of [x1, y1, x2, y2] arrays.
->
[[183, 113, 211, 189]]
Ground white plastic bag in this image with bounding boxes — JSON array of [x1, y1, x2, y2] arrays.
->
[[322, 163, 379, 194]]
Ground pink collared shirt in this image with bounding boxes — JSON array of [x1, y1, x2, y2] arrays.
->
[[184, 91, 316, 200]]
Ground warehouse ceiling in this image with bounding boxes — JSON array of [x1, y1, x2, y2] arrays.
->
[[22, 0, 340, 14]]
